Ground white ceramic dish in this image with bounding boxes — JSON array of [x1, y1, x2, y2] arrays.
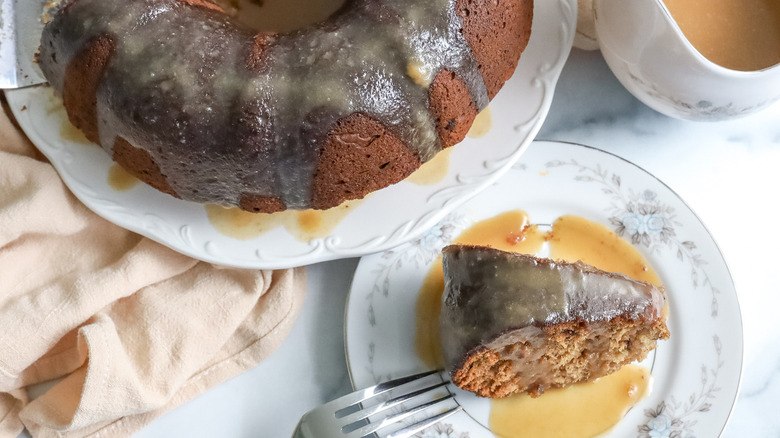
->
[[593, 0, 780, 121], [4, 0, 575, 269], [345, 140, 743, 437]]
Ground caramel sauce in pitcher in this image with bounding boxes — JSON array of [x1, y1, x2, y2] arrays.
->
[[663, 0, 780, 71]]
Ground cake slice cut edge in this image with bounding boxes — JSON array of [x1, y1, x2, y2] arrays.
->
[[439, 244, 670, 398]]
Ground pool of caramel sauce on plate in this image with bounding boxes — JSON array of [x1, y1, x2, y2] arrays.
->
[[491, 364, 652, 438], [406, 147, 454, 186], [59, 119, 91, 145], [467, 106, 493, 139], [108, 164, 140, 191], [206, 198, 363, 242], [663, 0, 780, 71], [415, 211, 660, 437]]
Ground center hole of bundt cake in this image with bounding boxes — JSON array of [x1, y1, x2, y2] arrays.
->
[[214, 0, 347, 33]]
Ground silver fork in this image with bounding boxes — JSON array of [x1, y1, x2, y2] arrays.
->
[[292, 370, 462, 438]]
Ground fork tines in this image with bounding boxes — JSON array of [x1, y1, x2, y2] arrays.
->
[[337, 370, 462, 438]]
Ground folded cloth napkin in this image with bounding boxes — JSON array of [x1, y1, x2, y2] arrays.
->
[[0, 97, 307, 437]]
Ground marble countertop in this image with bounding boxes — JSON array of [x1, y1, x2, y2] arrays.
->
[[135, 49, 780, 437]]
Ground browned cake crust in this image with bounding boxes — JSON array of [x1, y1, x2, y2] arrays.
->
[[177, 0, 223, 11], [238, 194, 287, 214], [41, 0, 534, 213], [452, 316, 670, 398], [429, 70, 479, 149], [311, 113, 422, 209], [457, 0, 534, 99], [61, 34, 114, 145], [246, 33, 276, 71]]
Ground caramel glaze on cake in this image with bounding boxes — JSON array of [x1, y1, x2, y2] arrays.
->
[[39, 0, 533, 213], [440, 245, 670, 398]]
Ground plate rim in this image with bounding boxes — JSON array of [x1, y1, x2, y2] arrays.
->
[[343, 139, 744, 437]]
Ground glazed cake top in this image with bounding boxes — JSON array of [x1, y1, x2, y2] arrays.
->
[[439, 245, 667, 370]]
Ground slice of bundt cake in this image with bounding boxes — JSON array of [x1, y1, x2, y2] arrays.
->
[[439, 244, 669, 398]]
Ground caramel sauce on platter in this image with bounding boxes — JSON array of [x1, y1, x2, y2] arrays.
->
[[60, 119, 92, 145], [406, 147, 453, 186], [466, 106, 493, 139], [663, 0, 780, 71], [50, 88, 91, 145], [104, 161, 361, 237], [206, 198, 362, 242], [415, 210, 661, 437], [490, 364, 652, 438], [108, 163, 140, 191]]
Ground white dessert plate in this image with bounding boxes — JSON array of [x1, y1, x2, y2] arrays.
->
[[4, 0, 575, 269], [345, 141, 743, 437]]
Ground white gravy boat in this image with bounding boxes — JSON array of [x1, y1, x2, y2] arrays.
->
[[592, 0, 780, 121]]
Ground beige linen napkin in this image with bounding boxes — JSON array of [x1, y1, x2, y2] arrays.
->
[[0, 98, 307, 437]]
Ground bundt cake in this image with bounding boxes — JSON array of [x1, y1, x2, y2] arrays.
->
[[39, 0, 534, 213], [439, 245, 670, 398]]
